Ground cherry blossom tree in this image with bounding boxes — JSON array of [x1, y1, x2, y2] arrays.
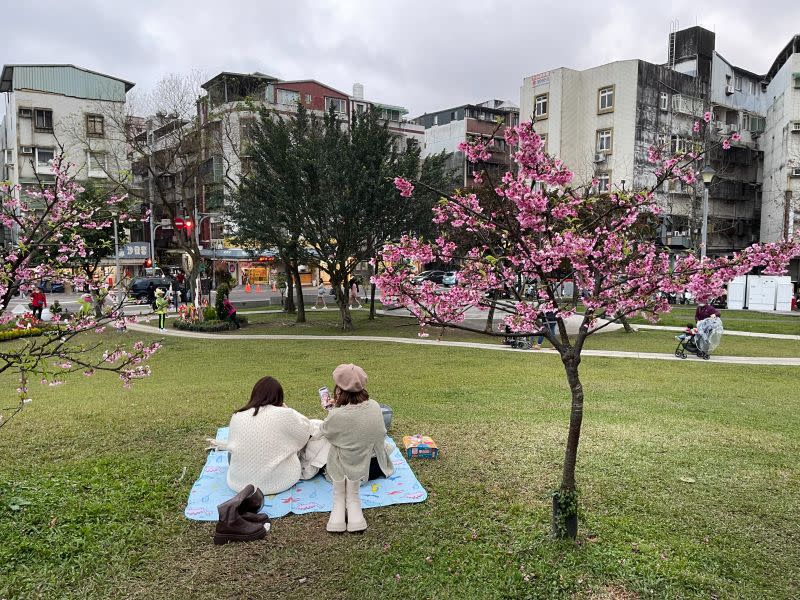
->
[[1, 156, 160, 430], [377, 121, 800, 538]]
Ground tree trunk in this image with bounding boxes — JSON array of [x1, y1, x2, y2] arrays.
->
[[291, 261, 306, 323], [616, 312, 634, 333], [555, 351, 585, 539], [484, 294, 497, 333], [335, 283, 352, 331]]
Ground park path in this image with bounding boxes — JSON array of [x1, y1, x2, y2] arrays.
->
[[127, 322, 800, 367]]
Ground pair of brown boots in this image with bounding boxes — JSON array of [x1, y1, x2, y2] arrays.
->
[[214, 484, 271, 545]]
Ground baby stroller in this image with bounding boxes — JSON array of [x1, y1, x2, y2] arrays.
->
[[502, 325, 534, 349], [675, 317, 724, 360]]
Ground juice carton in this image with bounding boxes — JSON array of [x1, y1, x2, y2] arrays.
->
[[402, 434, 439, 459]]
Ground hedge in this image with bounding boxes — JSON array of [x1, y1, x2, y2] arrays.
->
[[172, 316, 248, 332]]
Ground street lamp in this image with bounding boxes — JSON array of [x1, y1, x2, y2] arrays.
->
[[700, 165, 716, 261]]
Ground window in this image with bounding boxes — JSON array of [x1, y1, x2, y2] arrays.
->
[[34, 108, 53, 131], [534, 93, 548, 118], [305, 94, 312, 104], [355, 102, 367, 113], [35, 147, 54, 171], [598, 86, 614, 113], [18, 107, 32, 118], [539, 133, 548, 152], [596, 128, 613, 153], [239, 117, 255, 152], [86, 114, 104, 137], [660, 92, 669, 111], [277, 89, 300, 105], [450, 111, 456, 120], [87, 152, 107, 177], [734, 76, 742, 91], [433, 115, 439, 125], [748, 80, 756, 95], [597, 172, 611, 193], [324, 97, 346, 114]]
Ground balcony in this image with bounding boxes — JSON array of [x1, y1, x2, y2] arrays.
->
[[671, 94, 704, 117]]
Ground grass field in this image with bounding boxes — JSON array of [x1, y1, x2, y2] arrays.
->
[[162, 309, 800, 358], [1, 329, 799, 599]]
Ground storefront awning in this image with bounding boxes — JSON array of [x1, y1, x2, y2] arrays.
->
[[200, 248, 278, 260]]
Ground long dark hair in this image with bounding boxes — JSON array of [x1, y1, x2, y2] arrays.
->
[[333, 385, 369, 407], [236, 376, 284, 415]]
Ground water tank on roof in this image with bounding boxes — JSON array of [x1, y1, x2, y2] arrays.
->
[[353, 83, 364, 100]]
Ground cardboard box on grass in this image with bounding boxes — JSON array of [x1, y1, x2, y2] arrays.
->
[[402, 434, 439, 459]]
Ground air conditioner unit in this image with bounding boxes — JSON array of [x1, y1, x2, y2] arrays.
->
[[791, 167, 800, 177], [791, 121, 800, 132], [725, 85, 734, 95], [594, 153, 606, 163], [21, 146, 34, 155], [18, 107, 32, 118]]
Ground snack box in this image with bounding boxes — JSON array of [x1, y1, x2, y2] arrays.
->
[[402, 434, 439, 459]]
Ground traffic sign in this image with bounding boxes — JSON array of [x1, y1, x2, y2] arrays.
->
[[174, 217, 185, 229]]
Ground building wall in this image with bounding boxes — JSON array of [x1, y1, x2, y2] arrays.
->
[[761, 53, 800, 242], [422, 118, 466, 156], [521, 61, 639, 186], [7, 89, 128, 184], [709, 55, 766, 115]]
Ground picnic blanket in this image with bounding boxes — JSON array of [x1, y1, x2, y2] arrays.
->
[[184, 427, 427, 521]]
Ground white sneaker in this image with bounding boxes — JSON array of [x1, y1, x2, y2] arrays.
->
[[312, 307, 317, 310]]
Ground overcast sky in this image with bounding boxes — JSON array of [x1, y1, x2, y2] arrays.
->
[[2, 0, 799, 118]]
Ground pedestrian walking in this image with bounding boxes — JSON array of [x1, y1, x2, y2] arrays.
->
[[223, 297, 241, 328], [30, 288, 47, 320], [349, 280, 362, 310], [533, 311, 557, 350], [154, 288, 169, 330], [146, 281, 156, 308], [313, 282, 328, 310]]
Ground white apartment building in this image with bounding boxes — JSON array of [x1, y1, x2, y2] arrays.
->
[[759, 36, 800, 246], [520, 27, 800, 279], [0, 64, 134, 248]]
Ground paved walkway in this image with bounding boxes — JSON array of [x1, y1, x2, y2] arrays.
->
[[127, 322, 800, 366]]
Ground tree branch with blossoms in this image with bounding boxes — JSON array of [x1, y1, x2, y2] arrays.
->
[[376, 120, 800, 539], [1, 156, 161, 430]]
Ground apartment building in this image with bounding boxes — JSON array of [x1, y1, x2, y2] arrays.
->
[[0, 64, 138, 259], [759, 35, 800, 254], [520, 27, 776, 257], [412, 99, 520, 186]]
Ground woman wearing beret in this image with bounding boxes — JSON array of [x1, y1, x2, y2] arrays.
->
[[320, 363, 394, 533]]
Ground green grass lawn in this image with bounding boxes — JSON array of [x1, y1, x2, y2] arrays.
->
[[630, 306, 800, 336], [163, 309, 800, 358], [1, 331, 799, 599]]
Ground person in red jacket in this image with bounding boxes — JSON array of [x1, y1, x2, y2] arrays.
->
[[30, 289, 47, 320]]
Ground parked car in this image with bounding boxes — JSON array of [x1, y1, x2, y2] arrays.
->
[[411, 270, 446, 285], [441, 271, 458, 286], [130, 276, 186, 302], [39, 280, 65, 293]]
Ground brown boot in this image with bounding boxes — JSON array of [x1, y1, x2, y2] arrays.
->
[[239, 487, 268, 523], [214, 485, 269, 545]]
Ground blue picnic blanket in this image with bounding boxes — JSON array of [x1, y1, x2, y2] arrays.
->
[[184, 427, 427, 521]]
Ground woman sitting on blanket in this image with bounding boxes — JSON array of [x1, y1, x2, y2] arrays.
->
[[320, 363, 394, 533], [224, 376, 329, 495]]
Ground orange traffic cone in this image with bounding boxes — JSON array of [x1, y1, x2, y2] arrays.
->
[[255, 284, 262, 293], [245, 283, 251, 293]]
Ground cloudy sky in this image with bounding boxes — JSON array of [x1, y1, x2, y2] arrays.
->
[[2, 0, 799, 118]]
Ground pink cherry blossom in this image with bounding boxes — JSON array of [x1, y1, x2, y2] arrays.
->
[[703, 111, 713, 123], [393, 177, 415, 198]]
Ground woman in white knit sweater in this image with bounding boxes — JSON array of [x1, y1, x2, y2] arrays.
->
[[225, 376, 326, 495], [320, 364, 394, 533]]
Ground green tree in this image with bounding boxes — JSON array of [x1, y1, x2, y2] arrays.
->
[[230, 103, 453, 330]]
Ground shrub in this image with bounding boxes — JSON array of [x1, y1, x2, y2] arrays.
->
[[172, 317, 247, 332], [0, 327, 46, 342], [203, 307, 218, 321]]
